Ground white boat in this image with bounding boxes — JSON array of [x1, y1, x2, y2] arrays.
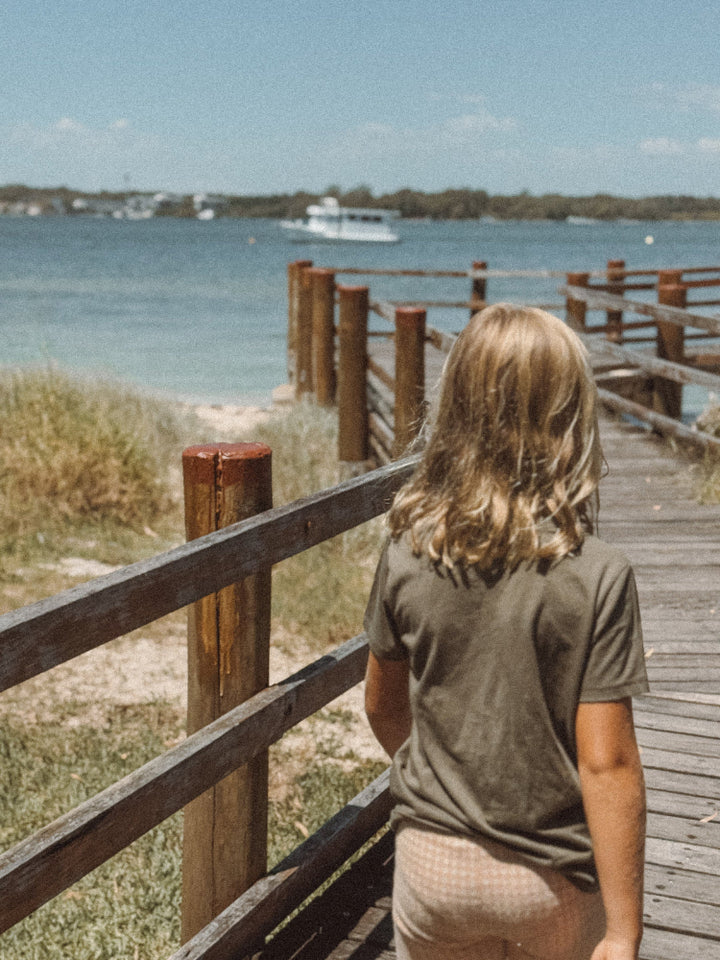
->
[[280, 196, 400, 243]]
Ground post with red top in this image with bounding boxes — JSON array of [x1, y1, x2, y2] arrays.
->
[[310, 268, 337, 406], [470, 260, 488, 317], [337, 284, 369, 477], [295, 263, 314, 399], [287, 259, 312, 386], [180, 442, 272, 943], [565, 272, 590, 332], [394, 306, 426, 458], [606, 259, 625, 343], [654, 271, 686, 421]]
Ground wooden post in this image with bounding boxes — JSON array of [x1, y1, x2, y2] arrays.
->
[[181, 442, 272, 943], [606, 259, 625, 342], [653, 271, 686, 421], [310, 268, 337, 405], [565, 272, 590, 332], [295, 263, 314, 399], [337, 285, 369, 476], [287, 259, 312, 386], [394, 306, 426, 458], [470, 260, 487, 316]]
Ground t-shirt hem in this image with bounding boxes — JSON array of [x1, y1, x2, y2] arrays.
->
[[579, 679, 650, 702]]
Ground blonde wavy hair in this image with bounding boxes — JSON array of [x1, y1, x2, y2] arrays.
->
[[388, 303, 604, 568]]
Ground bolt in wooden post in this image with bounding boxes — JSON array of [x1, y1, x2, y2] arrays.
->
[[394, 306, 426, 458], [606, 259, 625, 342], [470, 260, 487, 316], [310, 268, 337, 406], [295, 263, 315, 400], [181, 442, 272, 943], [337, 284, 369, 477], [565, 272, 590, 332], [653, 271, 686, 421]]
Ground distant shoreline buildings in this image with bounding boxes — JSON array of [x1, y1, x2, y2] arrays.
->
[[2, 185, 720, 222]]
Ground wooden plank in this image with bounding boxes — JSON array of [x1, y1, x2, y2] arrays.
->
[[646, 788, 720, 820], [169, 773, 392, 960], [255, 831, 394, 960], [585, 335, 720, 390], [635, 711, 720, 739], [562, 284, 720, 335], [0, 457, 418, 693], [647, 812, 720, 848], [644, 767, 720, 800], [643, 890, 720, 939], [0, 635, 370, 933], [639, 692, 720, 713], [645, 835, 720, 875], [646, 862, 720, 906], [637, 727, 720, 758], [640, 926, 720, 960]]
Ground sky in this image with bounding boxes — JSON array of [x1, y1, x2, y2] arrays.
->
[[3, 0, 720, 198]]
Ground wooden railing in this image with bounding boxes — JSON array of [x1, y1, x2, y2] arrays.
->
[[0, 449, 417, 958], [287, 259, 720, 469], [560, 264, 720, 450]]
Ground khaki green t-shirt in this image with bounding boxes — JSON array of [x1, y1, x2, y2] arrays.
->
[[364, 533, 649, 891]]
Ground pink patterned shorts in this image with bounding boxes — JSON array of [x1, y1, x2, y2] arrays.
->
[[393, 823, 605, 960]]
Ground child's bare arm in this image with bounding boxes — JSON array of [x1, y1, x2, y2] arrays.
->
[[364, 651, 411, 758], [576, 697, 646, 960]]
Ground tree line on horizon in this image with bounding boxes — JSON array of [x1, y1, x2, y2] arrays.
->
[[3, 183, 720, 221]]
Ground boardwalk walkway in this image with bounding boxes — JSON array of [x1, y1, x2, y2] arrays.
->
[[259, 409, 720, 960]]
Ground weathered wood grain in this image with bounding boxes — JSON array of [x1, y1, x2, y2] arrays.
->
[[0, 635, 370, 933], [168, 772, 392, 960], [0, 457, 418, 693]]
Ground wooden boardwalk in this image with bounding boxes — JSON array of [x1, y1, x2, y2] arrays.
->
[[258, 410, 720, 960]]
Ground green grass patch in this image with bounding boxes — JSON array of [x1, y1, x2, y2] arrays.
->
[[0, 704, 386, 959]]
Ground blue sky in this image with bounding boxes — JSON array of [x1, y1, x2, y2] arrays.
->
[[3, 0, 720, 197]]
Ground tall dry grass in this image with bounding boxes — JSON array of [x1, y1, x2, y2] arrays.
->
[[0, 366, 198, 557], [694, 400, 720, 503]]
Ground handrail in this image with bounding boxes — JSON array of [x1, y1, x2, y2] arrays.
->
[[170, 771, 392, 960], [561, 285, 720, 336], [584, 336, 720, 391], [0, 458, 417, 693], [0, 635, 370, 932]]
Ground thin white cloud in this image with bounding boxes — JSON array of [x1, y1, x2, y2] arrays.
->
[[646, 82, 720, 115], [640, 138, 686, 155], [640, 137, 720, 156]]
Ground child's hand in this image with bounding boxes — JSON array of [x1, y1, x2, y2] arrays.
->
[[589, 937, 640, 960]]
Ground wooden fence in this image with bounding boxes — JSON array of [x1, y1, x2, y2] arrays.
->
[[286, 259, 720, 469], [0, 447, 417, 958]]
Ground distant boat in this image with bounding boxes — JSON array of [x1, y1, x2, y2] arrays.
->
[[280, 196, 400, 243], [566, 215, 599, 225]]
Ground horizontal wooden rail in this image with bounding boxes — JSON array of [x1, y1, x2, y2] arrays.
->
[[0, 635, 371, 933], [584, 336, 720, 391], [597, 388, 720, 452], [169, 771, 392, 960], [369, 299, 397, 325], [561, 286, 720, 336], [426, 326, 458, 355], [0, 458, 417, 693]]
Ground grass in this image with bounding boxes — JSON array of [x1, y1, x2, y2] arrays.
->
[[0, 702, 386, 960], [0, 371, 388, 958], [694, 400, 720, 503]]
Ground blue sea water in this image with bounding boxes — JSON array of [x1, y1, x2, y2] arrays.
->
[[0, 215, 717, 415]]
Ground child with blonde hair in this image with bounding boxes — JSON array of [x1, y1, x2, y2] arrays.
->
[[365, 304, 648, 960]]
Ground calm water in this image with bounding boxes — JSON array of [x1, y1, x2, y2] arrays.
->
[[0, 216, 717, 414]]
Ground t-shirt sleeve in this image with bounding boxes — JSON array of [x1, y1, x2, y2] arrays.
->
[[580, 561, 649, 702], [363, 541, 408, 661]]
